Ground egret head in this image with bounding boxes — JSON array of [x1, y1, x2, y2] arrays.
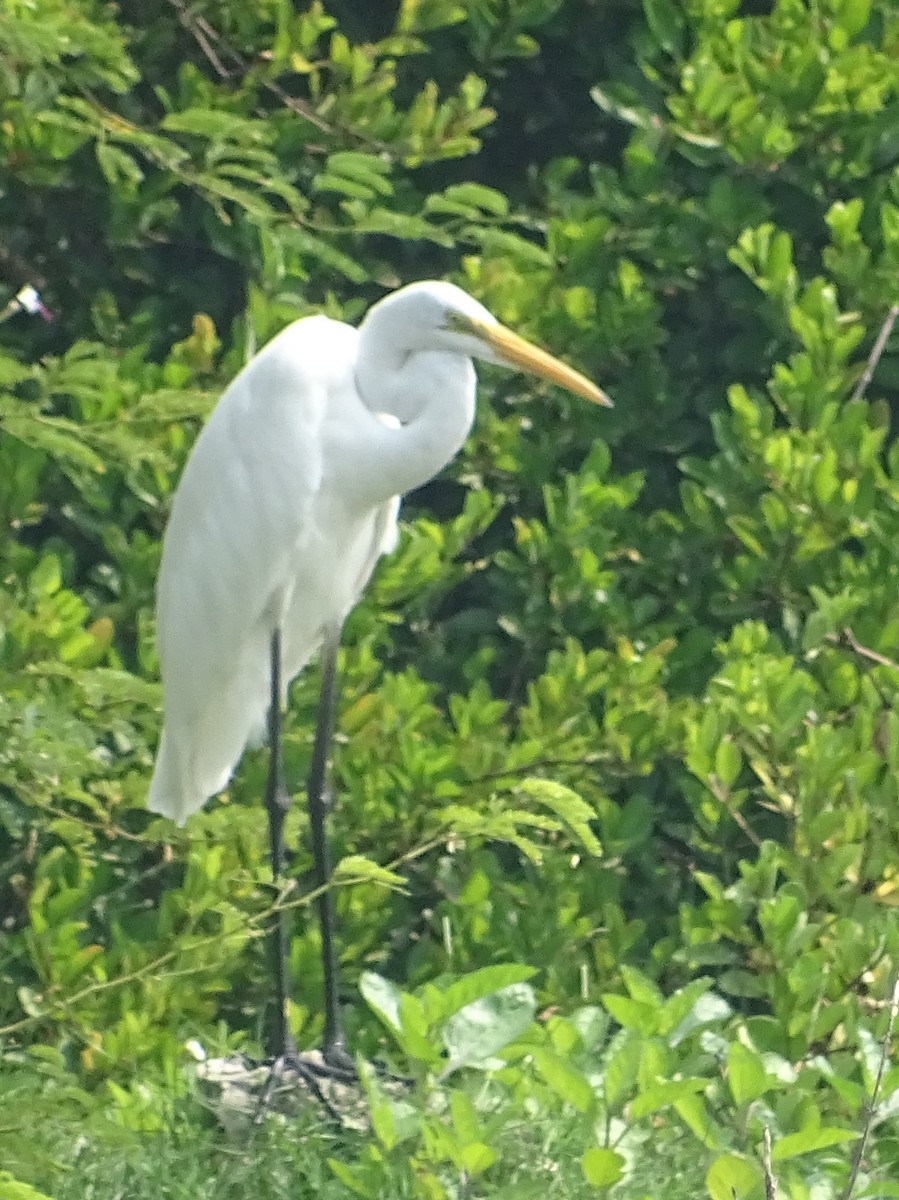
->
[[369, 280, 612, 409]]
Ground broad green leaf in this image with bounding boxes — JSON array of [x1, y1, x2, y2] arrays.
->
[[2, 409, 105, 475], [620, 964, 662, 1007], [630, 1077, 708, 1119], [581, 1148, 624, 1187], [601, 993, 658, 1034], [442, 983, 536, 1074], [449, 1089, 480, 1143], [706, 1154, 761, 1200], [360, 971, 403, 1032], [439, 964, 536, 1019], [675, 1093, 724, 1150], [663, 979, 724, 1040], [0, 1175, 55, 1200], [836, 0, 870, 35], [459, 1143, 496, 1174], [323, 151, 392, 195], [602, 1036, 642, 1107], [727, 1041, 768, 1106], [531, 1047, 594, 1112], [399, 992, 441, 1064], [714, 738, 741, 787], [315, 173, 385, 201], [591, 83, 659, 131], [470, 227, 553, 266], [193, 173, 274, 221], [771, 1126, 857, 1161]]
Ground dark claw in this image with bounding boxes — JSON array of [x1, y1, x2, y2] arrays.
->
[[321, 1039, 356, 1079], [254, 1051, 348, 1124]]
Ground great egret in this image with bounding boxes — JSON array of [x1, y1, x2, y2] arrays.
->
[[147, 279, 610, 1074]]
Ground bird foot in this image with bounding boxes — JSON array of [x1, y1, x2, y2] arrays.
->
[[197, 1049, 408, 1131], [254, 1046, 357, 1124]]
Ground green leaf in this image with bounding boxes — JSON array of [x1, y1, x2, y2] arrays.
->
[[581, 1148, 625, 1187], [470, 227, 553, 266], [714, 738, 741, 787], [366, 1080, 397, 1150], [95, 142, 144, 188], [440, 182, 509, 216], [706, 1154, 761, 1200], [161, 108, 267, 142], [290, 230, 368, 282], [449, 1089, 480, 1143], [591, 83, 659, 131], [519, 778, 602, 855], [1, 408, 106, 476], [459, 1143, 496, 1174], [326, 1160, 374, 1198], [601, 993, 658, 1034], [836, 0, 870, 35], [332, 854, 406, 890], [630, 1077, 708, 1119], [771, 1126, 857, 1161], [194, 173, 277, 220], [727, 1041, 768, 1106], [531, 1047, 594, 1112], [0, 1174, 55, 1200], [675, 1093, 724, 1150], [620, 965, 662, 1007], [360, 971, 403, 1032], [347, 207, 454, 245], [399, 993, 442, 1064], [439, 964, 536, 1019], [442, 983, 536, 1074], [322, 150, 392, 195], [642, 0, 685, 56], [602, 1035, 642, 1107]]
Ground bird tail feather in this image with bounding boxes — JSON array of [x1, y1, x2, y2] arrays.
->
[[147, 731, 209, 826]]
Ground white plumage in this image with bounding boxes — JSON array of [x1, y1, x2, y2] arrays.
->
[[148, 280, 609, 825], [149, 318, 395, 823]]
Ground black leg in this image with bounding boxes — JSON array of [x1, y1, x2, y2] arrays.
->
[[264, 627, 295, 1061], [255, 627, 357, 1124], [307, 627, 353, 1070]]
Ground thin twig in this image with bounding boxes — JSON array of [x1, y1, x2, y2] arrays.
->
[[840, 973, 899, 1200], [831, 627, 899, 673], [851, 304, 899, 404], [706, 773, 762, 848], [184, 13, 232, 79], [167, 0, 389, 148], [762, 1126, 777, 1200]]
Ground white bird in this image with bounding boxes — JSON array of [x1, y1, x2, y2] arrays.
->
[[147, 279, 610, 1072]]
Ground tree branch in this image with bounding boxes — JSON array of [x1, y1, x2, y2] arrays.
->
[[851, 304, 899, 404], [840, 973, 899, 1200]]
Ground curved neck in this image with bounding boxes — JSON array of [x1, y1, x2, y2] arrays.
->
[[349, 333, 477, 505]]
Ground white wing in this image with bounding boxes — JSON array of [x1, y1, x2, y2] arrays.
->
[[148, 315, 398, 824]]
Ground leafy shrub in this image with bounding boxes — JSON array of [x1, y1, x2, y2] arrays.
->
[[2, 0, 899, 1196]]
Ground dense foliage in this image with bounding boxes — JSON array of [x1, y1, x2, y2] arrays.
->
[[2, 0, 899, 1196]]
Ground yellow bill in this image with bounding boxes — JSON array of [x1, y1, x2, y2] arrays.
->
[[478, 320, 612, 408]]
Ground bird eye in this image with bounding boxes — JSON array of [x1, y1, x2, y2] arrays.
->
[[444, 310, 478, 336]]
